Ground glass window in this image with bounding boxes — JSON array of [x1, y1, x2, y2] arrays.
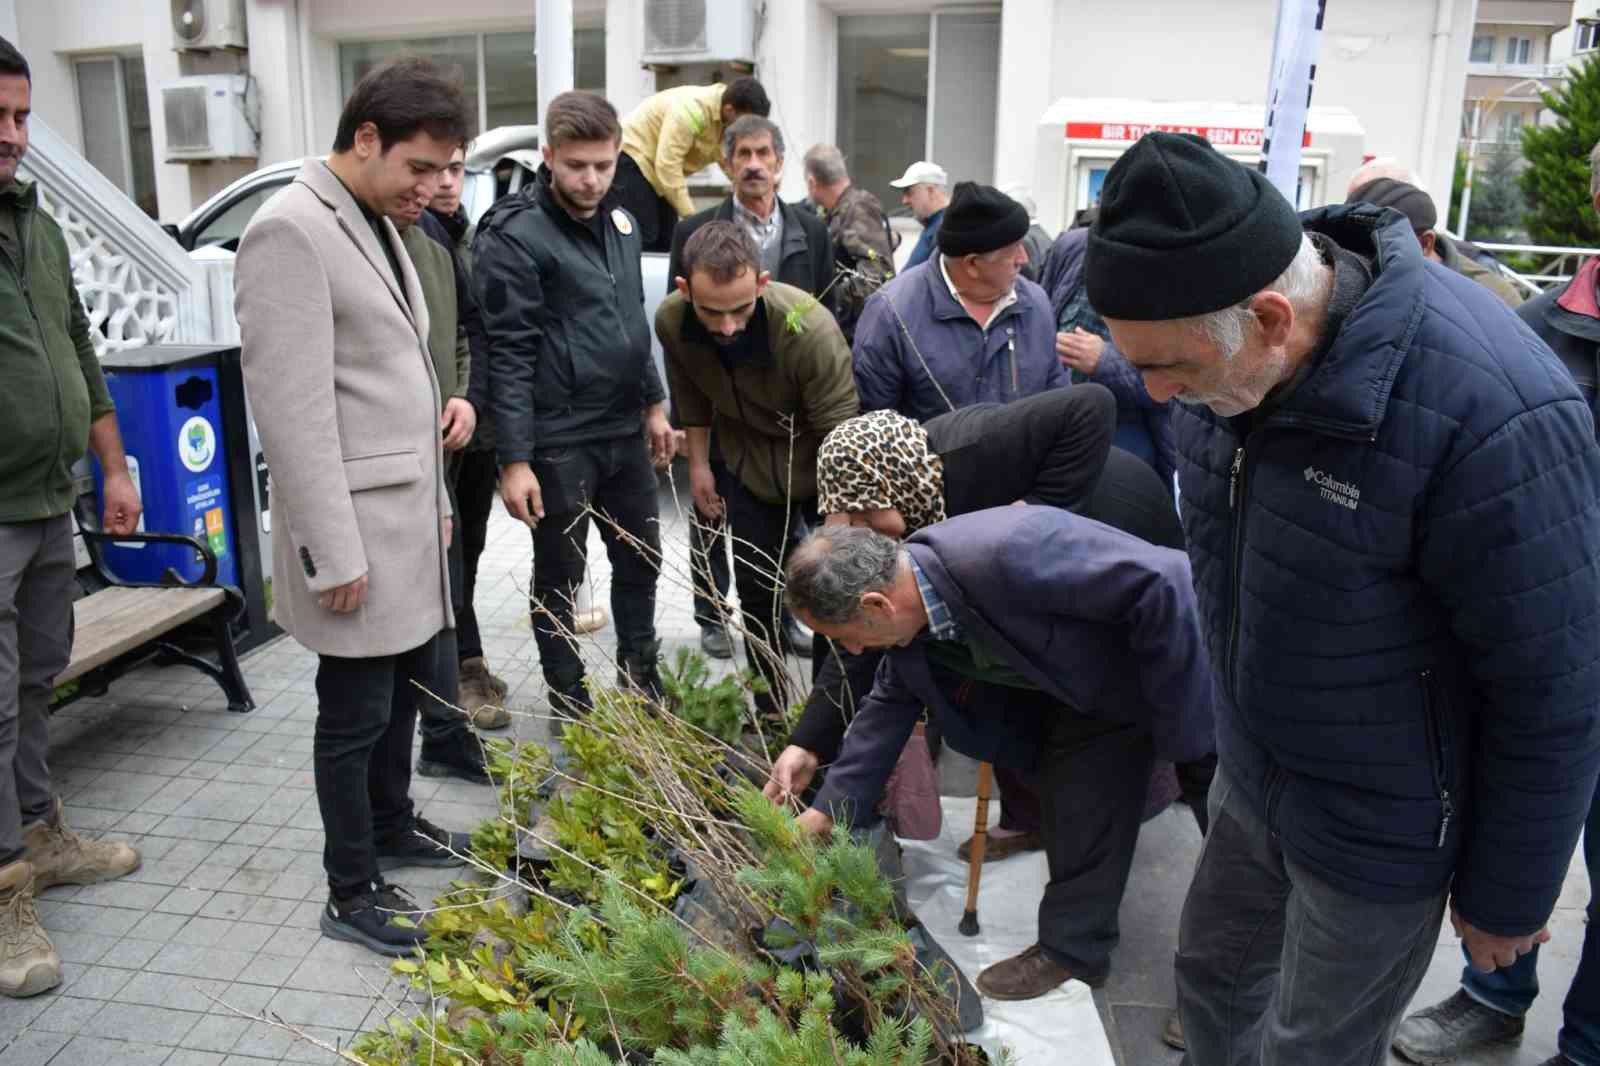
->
[[1508, 36, 1532, 64], [339, 36, 480, 137], [837, 15, 931, 211], [1470, 34, 1494, 62], [75, 55, 159, 220], [192, 183, 280, 252], [1580, 23, 1599, 51], [484, 32, 537, 129], [576, 27, 606, 92], [1499, 110, 1525, 143]]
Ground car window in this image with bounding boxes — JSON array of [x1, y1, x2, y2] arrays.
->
[[191, 184, 279, 252]]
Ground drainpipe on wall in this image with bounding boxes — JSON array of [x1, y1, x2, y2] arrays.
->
[[536, 0, 575, 126], [295, 0, 316, 157], [1417, 0, 1456, 197]]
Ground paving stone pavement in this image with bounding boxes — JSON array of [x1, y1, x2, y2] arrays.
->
[[2, 485, 1589, 1065]]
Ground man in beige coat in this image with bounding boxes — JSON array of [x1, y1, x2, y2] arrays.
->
[[235, 57, 473, 958]]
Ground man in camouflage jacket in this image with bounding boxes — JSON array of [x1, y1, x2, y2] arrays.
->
[[804, 144, 895, 342]]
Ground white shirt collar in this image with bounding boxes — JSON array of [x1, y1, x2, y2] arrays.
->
[[938, 254, 1017, 331]]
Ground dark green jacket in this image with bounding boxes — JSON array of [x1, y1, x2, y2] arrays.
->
[[657, 282, 859, 505], [0, 180, 114, 523], [401, 224, 469, 407]]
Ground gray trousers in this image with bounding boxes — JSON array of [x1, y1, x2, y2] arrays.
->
[[1176, 766, 1448, 1066], [0, 516, 72, 865]]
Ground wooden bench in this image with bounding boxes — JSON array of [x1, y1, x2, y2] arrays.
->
[[57, 508, 255, 714]]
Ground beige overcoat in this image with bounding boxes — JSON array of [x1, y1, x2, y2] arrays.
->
[[234, 159, 452, 658]]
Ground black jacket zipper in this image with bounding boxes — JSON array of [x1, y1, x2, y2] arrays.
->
[[1420, 670, 1454, 848]]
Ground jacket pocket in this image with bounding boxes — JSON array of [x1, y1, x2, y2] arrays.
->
[[342, 449, 423, 493], [1420, 670, 1456, 849]]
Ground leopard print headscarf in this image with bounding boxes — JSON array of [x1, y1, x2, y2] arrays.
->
[[817, 410, 947, 534]]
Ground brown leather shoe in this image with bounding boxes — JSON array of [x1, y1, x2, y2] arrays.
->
[[975, 944, 1104, 1000], [957, 830, 1043, 864]]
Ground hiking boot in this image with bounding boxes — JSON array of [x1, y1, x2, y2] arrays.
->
[[975, 944, 1105, 1000], [320, 880, 426, 957], [375, 816, 471, 871], [459, 658, 511, 730], [618, 644, 665, 703], [22, 798, 140, 888], [1162, 1008, 1185, 1050], [0, 861, 61, 997], [699, 624, 734, 660], [416, 729, 492, 785], [1393, 990, 1525, 1065], [957, 830, 1043, 864]]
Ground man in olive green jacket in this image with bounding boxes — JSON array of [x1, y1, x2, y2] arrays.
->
[[0, 37, 143, 999], [657, 221, 859, 717]]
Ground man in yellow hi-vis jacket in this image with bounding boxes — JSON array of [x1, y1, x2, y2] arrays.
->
[[616, 77, 769, 252]]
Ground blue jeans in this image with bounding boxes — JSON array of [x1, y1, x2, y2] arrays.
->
[[1461, 779, 1600, 1066]]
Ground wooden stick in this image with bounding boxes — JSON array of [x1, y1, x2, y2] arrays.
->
[[959, 761, 994, 936]]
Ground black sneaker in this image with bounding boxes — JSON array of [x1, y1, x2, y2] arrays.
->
[[320, 880, 425, 957], [416, 730, 491, 785], [375, 816, 470, 871]]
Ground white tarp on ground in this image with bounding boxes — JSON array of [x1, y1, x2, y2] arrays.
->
[[899, 797, 1116, 1066]]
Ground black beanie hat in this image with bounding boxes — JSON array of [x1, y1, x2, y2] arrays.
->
[[1086, 132, 1303, 321], [937, 182, 1031, 257], [1346, 177, 1437, 233]]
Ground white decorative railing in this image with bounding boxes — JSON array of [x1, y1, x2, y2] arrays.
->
[[17, 116, 214, 355]]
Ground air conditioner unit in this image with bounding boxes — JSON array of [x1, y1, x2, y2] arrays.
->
[[161, 75, 259, 162], [642, 0, 755, 66], [171, 0, 247, 52]]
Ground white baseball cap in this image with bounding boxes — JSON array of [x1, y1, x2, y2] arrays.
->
[[889, 161, 948, 188]]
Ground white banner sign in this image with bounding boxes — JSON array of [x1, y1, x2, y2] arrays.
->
[[1260, 0, 1327, 202]]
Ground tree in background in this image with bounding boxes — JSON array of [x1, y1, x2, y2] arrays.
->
[[1468, 147, 1529, 243], [1520, 51, 1600, 248], [1447, 148, 1468, 231]]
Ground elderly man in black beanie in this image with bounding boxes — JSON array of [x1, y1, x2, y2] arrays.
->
[[851, 180, 1067, 423], [1085, 130, 1600, 1066], [1346, 177, 1523, 307]]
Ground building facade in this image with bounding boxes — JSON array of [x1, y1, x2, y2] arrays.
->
[[1461, 0, 1574, 168], [8, 0, 1477, 234]]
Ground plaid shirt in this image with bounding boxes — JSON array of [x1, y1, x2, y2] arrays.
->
[[910, 555, 964, 642]]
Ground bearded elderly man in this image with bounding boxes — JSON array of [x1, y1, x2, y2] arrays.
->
[[783, 510, 1213, 1000], [1084, 131, 1600, 1066]]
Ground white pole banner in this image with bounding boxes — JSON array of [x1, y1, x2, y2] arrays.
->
[[1260, 0, 1327, 204]]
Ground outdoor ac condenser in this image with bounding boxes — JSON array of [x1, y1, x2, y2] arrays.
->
[[642, 0, 756, 66], [161, 75, 259, 162], [170, 0, 247, 52]]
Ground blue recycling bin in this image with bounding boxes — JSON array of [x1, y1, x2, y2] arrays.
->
[[93, 347, 239, 588]]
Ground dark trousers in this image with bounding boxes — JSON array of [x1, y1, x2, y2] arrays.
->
[[690, 518, 733, 630], [1176, 766, 1449, 1066], [0, 515, 71, 865], [614, 151, 679, 254], [314, 632, 450, 894], [416, 477, 468, 751], [1031, 707, 1155, 977], [531, 437, 661, 689], [452, 446, 499, 663], [996, 751, 1216, 836], [713, 463, 811, 715]]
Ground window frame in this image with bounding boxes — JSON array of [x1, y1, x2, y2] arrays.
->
[[1470, 34, 1495, 63]]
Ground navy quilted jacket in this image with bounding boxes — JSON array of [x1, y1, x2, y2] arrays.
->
[[1176, 204, 1600, 936]]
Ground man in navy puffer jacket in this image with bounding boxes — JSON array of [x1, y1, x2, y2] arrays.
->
[[1085, 132, 1600, 1066]]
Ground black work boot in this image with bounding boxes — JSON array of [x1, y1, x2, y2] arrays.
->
[[617, 641, 665, 703], [1392, 990, 1525, 1065], [416, 728, 491, 785], [320, 879, 426, 957]]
